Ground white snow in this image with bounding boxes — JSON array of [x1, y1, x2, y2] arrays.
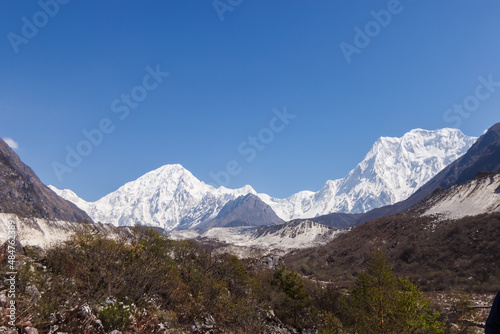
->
[[51, 164, 258, 230], [52, 128, 477, 231], [259, 128, 476, 219]]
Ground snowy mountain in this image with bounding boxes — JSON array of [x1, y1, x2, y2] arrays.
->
[[52, 128, 477, 230], [260, 128, 476, 219], [52, 164, 256, 230]]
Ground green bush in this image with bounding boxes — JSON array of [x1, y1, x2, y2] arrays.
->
[[348, 249, 445, 334], [98, 301, 132, 331]]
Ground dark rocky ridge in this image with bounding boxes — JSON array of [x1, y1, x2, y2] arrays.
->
[[304, 212, 361, 228], [200, 193, 284, 228], [0, 138, 93, 223]]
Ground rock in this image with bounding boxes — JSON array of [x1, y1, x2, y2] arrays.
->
[[260, 255, 281, 270], [0, 326, 17, 334], [105, 296, 116, 305], [0, 291, 7, 306], [23, 327, 38, 334], [0, 239, 24, 256], [25, 285, 41, 302], [108, 331, 122, 334]]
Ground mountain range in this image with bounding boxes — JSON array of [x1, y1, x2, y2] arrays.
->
[[52, 127, 477, 230], [285, 122, 500, 289]]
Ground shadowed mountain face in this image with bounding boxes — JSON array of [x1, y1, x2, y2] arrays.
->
[[305, 212, 362, 229], [201, 194, 284, 228], [0, 139, 93, 223]]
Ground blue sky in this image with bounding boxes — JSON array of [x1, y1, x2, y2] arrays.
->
[[1, 1, 499, 201]]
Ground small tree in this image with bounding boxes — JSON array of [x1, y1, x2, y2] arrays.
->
[[272, 264, 311, 328], [348, 249, 445, 334]]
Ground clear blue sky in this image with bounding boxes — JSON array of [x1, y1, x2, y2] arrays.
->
[[1, 1, 499, 201]]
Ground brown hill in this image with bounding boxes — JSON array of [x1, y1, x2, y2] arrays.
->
[[285, 212, 500, 292], [0, 138, 92, 223]]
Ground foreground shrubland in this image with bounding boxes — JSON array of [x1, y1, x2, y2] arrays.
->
[[0, 227, 476, 333]]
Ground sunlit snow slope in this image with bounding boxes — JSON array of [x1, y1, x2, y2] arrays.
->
[[52, 128, 476, 230]]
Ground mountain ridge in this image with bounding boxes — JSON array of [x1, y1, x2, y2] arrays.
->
[[0, 138, 92, 223], [284, 123, 500, 289], [199, 193, 284, 228], [52, 127, 477, 230], [352, 122, 500, 225]]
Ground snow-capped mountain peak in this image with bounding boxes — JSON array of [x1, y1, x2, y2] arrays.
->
[[258, 128, 477, 219], [53, 127, 477, 230], [52, 163, 259, 230]]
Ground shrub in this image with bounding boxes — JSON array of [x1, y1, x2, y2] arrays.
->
[[348, 249, 445, 334], [98, 301, 132, 331]]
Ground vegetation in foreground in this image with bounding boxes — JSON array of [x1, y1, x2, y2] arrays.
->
[[0, 227, 483, 333]]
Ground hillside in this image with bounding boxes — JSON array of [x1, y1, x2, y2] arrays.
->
[[414, 172, 500, 219], [285, 212, 500, 292], [0, 138, 92, 223]]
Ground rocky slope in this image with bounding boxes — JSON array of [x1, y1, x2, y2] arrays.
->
[[169, 220, 347, 254], [414, 172, 500, 220], [0, 138, 92, 223], [199, 193, 284, 228]]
